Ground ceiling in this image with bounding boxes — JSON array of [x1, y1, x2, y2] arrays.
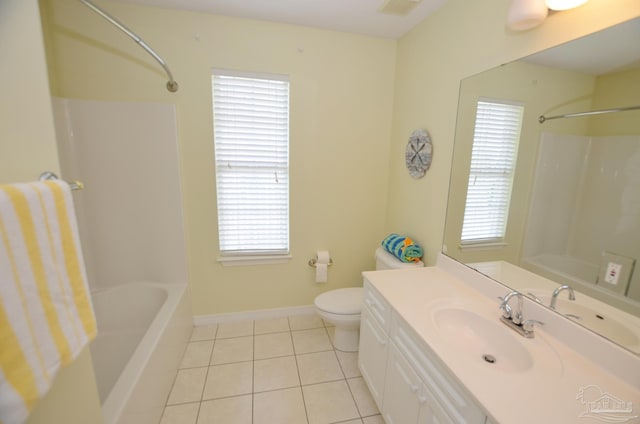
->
[[114, 0, 448, 39]]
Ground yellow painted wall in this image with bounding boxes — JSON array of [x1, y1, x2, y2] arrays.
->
[[41, 0, 397, 315], [0, 0, 59, 182], [589, 68, 640, 135], [0, 1, 103, 423], [387, 0, 640, 267]]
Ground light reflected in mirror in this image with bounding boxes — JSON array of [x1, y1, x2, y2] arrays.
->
[[443, 17, 640, 355]]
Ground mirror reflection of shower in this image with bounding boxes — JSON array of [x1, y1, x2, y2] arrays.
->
[[522, 131, 639, 307]]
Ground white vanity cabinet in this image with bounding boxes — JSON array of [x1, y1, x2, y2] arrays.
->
[[383, 343, 430, 424], [359, 282, 391, 408], [360, 281, 488, 424]]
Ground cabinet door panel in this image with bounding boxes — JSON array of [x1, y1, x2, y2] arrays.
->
[[364, 281, 391, 330], [383, 344, 422, 424], [359, 306, 389, 409], [392, 318, 485, 424], [419, 385, 455, 424]]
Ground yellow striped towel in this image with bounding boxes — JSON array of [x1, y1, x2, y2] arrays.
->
[[0, 180, 97, 424]]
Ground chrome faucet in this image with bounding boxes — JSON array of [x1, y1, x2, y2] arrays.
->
[[500, 290, 524, 324], [499, 290, 543, 338], [550, 285, 576, 310]]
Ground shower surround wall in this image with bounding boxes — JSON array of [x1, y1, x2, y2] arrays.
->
[[524, 132, 640, 302], [52, 98, 188, 289]]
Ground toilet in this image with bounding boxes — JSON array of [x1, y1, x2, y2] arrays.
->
[[314, 247, 424, 351]]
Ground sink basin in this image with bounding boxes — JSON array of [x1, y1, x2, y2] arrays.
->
[[551, 299, 639, 348], [432, 308, 534, 373], [525, 290, 639, 349]]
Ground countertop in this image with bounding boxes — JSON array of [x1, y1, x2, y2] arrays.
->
[[363, 260, 640, 424]]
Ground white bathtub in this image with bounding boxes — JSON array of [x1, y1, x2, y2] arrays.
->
[[522, 253, 599, 286], [90, 283, 192, 424]]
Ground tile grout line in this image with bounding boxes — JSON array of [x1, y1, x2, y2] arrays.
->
[[252, 319, 256, 424], [290, 316, 312, 424], [160, 330, 196, 416], [161, 325, 216, 423], [193, 324, 219, 423], [325, 324, 368, 421]]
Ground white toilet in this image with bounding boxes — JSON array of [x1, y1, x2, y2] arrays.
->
[[314, 247, 424, 351]]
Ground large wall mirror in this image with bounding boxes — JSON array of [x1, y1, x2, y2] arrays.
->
[[443, 17, 640, 356]]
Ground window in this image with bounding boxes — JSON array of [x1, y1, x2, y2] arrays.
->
[[212, 70, 290, 260], [461, 98, 524, 244]]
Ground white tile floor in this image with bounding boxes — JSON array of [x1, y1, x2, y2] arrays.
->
[[161, 314, 384, 424]]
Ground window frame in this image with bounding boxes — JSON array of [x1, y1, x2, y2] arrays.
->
[[460, 97, 524, 247], [211, 69, 291, 265]]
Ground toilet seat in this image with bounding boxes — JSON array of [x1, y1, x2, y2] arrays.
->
[[314, 287, 363, 315]]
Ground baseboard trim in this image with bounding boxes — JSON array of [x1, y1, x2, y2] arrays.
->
[[193, 304, 316, 326]]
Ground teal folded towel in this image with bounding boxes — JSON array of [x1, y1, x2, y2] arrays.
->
[[381, 234, 424, 263]]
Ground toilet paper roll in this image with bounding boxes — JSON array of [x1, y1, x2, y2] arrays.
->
[[315, 263, 328, 283], [315, 250, 330, 283]]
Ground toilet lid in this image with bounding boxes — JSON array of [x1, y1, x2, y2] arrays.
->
[[315, 287, 363, 315]]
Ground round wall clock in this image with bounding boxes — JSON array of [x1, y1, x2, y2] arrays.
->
[[405, 129, 433, 179]]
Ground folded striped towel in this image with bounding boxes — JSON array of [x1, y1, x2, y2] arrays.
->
[[381, 233, 424, 263], [0, 181, 96, 424]]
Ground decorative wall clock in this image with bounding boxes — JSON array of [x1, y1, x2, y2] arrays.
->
[[405, 129, 433, 179]]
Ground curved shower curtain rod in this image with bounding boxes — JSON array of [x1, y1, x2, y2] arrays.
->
[[539, 104, 640, 123], [79, 0, 179, 92]]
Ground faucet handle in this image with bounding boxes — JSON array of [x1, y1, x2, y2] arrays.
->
[[522, 319, 544, 333], [526, 292, 543, 304], [512, 310, 524, 325], [498, 296, 512, 319]]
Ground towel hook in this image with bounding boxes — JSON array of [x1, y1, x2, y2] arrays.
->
[[39, 172, 84, 191]]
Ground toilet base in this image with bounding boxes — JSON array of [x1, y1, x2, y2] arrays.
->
[[333, 327, 360, 352]]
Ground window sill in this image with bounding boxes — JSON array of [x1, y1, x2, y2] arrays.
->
[[217, 254, 292, 267], [458, 241, 508, 251]]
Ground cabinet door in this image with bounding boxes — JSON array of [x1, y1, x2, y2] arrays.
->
[[383, 344, 423, 424], [418, 386, 455, 424], [359, 306, 389, 409], [392, 319, 486, 424]]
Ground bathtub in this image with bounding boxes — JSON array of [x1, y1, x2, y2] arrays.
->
[[90, 283, 192, 424], [522, 253, 598, 286]]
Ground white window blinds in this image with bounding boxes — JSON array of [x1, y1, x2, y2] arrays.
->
[[461, 98, 524, 243], [212, 70, 290, 255]]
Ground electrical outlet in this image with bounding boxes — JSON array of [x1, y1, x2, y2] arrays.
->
[[597, 251, 635, 295], [604, 262, 622, 285]]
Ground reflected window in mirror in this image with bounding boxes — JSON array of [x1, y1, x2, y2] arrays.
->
[[461, 98, 524, 246]]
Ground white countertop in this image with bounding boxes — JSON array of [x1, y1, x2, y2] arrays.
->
[[363, 259, 640, 424], [470, 260, 640, 354]]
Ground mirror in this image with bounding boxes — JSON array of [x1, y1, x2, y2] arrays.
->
[[444, 17, 640, 355]]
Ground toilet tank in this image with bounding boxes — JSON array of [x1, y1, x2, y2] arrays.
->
[[375, 246, 424, 270]]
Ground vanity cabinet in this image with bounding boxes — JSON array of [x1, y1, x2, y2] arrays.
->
[[359, 284, 391, 408], [383, 343, 429, 424], [384, 344, 457, 424], [360, 281, 488, 424]]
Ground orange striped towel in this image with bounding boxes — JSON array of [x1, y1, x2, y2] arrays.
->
[[0, 181, 96, 424]]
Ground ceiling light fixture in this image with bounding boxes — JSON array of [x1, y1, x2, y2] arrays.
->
[[507, 0, 590, 31], [507, 0, 548, 31], [545, 0, 589, 11]]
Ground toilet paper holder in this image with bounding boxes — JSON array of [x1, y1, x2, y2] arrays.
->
[[308, 257, 333, 267]]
